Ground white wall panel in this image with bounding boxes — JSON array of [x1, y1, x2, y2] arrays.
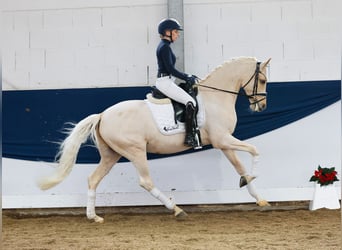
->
[[284, 40, 314, 61], [251, 2, 281, 23], [72, 9, 102, 29], [281, 1, 313, 22], [2, 0, 342, 87]]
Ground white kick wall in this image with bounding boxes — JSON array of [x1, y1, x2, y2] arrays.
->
[[3, 102, 341, 208], [2, 0, 341, 208], [2, 0, 342, 90]]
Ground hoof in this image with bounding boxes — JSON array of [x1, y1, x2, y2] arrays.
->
[[257, 200, 271, 207], [239, 175, 256, 188], [174, 205, 188, 218], [88, 214, 104, 223]]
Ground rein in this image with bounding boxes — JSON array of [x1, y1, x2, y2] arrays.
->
[[196, 62, 267, 104]]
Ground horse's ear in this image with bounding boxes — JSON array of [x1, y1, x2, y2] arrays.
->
[[261, 58, 271, 70]]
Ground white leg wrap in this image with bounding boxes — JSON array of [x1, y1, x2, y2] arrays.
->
[[247, 182, 261, 202], [150, 187, 175, 210], [251, 155, 259, 176], [86, 189, 96, 219]]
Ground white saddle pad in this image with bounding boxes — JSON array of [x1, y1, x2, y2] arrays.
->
[[145, 94, 205, 135]]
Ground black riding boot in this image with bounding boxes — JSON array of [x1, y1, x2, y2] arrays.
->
[[184, 102, 202, 149]]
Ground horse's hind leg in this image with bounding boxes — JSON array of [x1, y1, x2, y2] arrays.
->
[[87, 138, 121, 223], [131, 151, 187, 218]]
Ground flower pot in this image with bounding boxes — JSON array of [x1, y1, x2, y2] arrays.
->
[[309, 183, 340, 210]]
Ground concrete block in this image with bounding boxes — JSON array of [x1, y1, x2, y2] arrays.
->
[[132, 45, 155, 66], [281, 1, 312, 22], [88, 28, 107, 48], [2, 49, 15, 72], [115, 23, 149, 46], [7, 11, 44, 31], [298, 20, 340, 40], [283, 40, 314, 61], [251, 2, 281, 23], [75, 48, 105, 70], [221, 3, 252, 23], [117, 64, 147, 84], [30, 30, 62, 49], [73, 8, 102, 29], [43, 9, 73, 29], [185, 4, 221, 25], [30, 49, 46, 70], [28, 11, 44, 30], [313, 0, 342, 20], [2, 69, 30, 90], [29, 68, 75, 89], [208, 22, 238, 44], [3, 30, 29, 49], [268, 61, 301, 82], [134, 5, 167, 24], [2, 12, 14, 32], [104, 47, 133, 67], [314, 39, 341, 60], [14, 49, 30, 71], [185, 22, 209, 45], [60, 28, 89, 49], [13, 12, 29, 31], [253, 41, 283, 62], [299, 59, 341, 81], [45, 48, 75, 70], [268, 22, 298, 41], [102, 7, 133, 28]]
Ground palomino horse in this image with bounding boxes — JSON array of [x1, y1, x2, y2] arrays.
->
[[38, 57, 271, 223]]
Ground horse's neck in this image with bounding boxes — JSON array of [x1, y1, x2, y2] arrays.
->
[[199, 60, 253, 115], [199, 78, 239, 114], [199, 66, 241, 104]]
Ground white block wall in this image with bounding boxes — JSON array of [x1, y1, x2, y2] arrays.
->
[[2, 0, 342, 90]]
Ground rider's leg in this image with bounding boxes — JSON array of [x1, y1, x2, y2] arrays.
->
[[184, 101, 200, 148], [156, 77, 196, 106], [156, 77, 201, 148]]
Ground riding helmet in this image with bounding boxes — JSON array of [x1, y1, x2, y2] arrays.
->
[[158, 18, 183, 35]]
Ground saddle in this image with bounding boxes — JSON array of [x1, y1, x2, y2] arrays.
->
[[150, 82, 198, 123], [146, 82, 203, 146]]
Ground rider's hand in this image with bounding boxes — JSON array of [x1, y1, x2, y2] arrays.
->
[[187, 75, 199, 85]]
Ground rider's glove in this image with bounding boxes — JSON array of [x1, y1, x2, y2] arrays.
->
[[186, 75, 199, 85]]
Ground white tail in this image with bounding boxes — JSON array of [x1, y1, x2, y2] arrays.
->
[[38, 114, 101, 190]]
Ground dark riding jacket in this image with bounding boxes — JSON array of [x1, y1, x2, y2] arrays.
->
[[156, 39, 188, 80]]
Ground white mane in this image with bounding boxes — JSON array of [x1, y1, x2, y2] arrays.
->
[[201, 57, 257, 82]]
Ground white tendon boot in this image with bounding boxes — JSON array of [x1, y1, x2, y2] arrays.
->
[[149, 187, 188, 217], [86, 189, 104, 223]]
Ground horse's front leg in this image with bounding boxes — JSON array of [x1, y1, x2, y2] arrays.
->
[[212, 133, 260, 180], [223, 149, 269, 206], [223, 148, 257, 187]]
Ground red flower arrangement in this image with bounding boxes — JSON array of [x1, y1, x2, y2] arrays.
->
[[309, 165, 339, 186]]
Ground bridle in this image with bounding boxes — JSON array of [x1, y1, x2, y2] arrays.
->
[[196, 62, 267, 105]]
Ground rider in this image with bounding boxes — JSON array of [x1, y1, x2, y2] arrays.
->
[[156, 18, 201, 149]]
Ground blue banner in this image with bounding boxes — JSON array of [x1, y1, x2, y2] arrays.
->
[[3, 80, 341, 163]]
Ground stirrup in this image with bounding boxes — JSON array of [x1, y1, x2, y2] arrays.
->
[[184, 133, 202, 150]]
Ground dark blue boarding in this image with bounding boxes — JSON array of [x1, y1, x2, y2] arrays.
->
[[3, 80, 341, 163]]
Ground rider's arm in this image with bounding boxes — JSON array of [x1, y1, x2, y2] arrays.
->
[[159, 45, 189, 81]]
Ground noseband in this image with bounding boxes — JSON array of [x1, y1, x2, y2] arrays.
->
[[197, 62, 267, 105]]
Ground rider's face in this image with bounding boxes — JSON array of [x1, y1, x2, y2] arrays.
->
[[165, 29, 180, 41], [171, 29, 180, 41]]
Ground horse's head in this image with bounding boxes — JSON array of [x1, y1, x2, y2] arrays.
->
[[241, 58, 271, 112]]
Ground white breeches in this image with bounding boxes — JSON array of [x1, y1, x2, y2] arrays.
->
[[156, 76, 196, 106]]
